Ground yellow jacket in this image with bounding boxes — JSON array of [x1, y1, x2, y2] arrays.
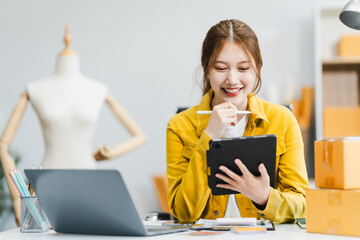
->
[[166, 90, 309, 223]]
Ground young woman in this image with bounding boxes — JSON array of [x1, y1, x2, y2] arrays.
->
[[166, 19, 309, 223]]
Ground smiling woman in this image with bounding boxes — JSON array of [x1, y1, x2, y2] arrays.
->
[[166, 19, 309, 223], [209, 41, 256, 118]]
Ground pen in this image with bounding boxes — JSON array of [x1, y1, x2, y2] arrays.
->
[[29, 165, 35, 195], [8, 170, 21, 195], [196, 110, 252, 115], [15, 169, 30, 196]]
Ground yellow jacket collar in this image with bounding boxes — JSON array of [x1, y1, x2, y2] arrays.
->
[[196, 90, 213, 136], [196, 90, 269, 136], [247, 93, 269, 125]]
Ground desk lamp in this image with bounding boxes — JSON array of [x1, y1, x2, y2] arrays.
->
[[340, 0, 360, 30]]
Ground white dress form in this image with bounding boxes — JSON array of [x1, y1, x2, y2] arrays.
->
[[0, 26, 146, 225], [27, 55, 107, 168]]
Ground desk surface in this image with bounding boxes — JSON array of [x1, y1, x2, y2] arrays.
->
[[0, 224, 358, 240]]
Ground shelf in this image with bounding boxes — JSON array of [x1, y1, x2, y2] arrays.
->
[[315, 2, 360, 140], [323, 57, 360, 65]]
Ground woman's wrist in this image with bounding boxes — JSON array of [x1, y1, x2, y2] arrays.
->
[[204, 128, 213, 139], [253, 189, 270, 208], [204, 128, 219, 139]]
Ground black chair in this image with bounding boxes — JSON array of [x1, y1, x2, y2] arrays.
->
[[176, 107, 189, 114]]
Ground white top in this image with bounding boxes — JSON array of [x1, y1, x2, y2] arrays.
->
[[221, 114, 249, 218], [27, 55, 108, 169]]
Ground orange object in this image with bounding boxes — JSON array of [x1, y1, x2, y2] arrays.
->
[[298, 87, 314, 128], [338, 35, 360, 57], [315, 139, 360, 189], [306, 188, 360, 237], [323, 107, 360, 138], [291, 86, 314, 129], [232, 227, 267, 233], [153, 175, 169, 213]]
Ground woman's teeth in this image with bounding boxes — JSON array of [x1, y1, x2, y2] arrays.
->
[[224, 88, 240, 93]]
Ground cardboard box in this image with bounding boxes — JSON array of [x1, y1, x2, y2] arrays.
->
[[338, 35, 360, 57], [322, 71, 358, 107], [323, 107, 360, 138], [306, 188, 360, 237], [315, 139, 360, 189]]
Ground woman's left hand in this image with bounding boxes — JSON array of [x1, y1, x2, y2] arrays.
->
[[93, 144, 111, 161], [215, 159, 270, 207]]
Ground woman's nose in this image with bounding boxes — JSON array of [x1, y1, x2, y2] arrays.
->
[[226, 70, 238, 84]]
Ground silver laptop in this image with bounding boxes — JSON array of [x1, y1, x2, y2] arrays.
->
[[24, 169, 188, 236]]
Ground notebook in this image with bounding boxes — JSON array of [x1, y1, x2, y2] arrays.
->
[[24, 169, 188, 236]]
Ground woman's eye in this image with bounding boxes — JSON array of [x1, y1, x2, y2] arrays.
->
[[239, 67, 249, 71], [215, 67, 226, 71]]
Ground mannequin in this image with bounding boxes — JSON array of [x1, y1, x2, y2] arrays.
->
[[0, 26, 147, 225]]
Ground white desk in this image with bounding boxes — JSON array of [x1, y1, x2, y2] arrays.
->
[[0, 224, 358, 240]]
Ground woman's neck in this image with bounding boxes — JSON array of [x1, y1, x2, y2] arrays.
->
[[54, 55, 81, 77]]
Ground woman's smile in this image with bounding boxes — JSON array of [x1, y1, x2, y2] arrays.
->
[[222, 87, 244, 96]]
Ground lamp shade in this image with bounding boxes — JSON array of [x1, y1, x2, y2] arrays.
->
[[340, 0, 360, 30]]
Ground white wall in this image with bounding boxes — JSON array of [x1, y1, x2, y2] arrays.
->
[[0, 0, 345, 231]]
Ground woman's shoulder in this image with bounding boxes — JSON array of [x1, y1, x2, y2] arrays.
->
[[167, 105, 199, 130], [260, 98, 291, 113], [256, 97, 297, 124]]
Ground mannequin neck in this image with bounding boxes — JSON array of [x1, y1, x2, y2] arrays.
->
[[54, 55, 81, 77]]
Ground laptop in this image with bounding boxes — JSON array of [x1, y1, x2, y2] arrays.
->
[[24, 169, 188, 236]]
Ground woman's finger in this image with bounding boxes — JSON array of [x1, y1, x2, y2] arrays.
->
[[215, 172, 237, 186], [258, 163, 270, 182], [216, 183, 239, 192], [222, 118, 237, 127], [234, 159, 252, 177], [213, 103, 237, 114], [219, 165, 242, 182]]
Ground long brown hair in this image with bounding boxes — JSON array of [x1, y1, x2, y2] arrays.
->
[[201, 19, 263, 95]]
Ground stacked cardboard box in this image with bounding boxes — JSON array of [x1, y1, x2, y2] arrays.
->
[[322, 71, 358, 107], [307, 139, 360, 237], [338, 35, 360, 57], [322, 71, 360, 138], [323, 107, 360, 137]]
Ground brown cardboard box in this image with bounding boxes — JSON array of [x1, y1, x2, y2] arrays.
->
[[338, 35, 360, 56], [315, 139, 360, 189], [322, 71, 358, 107], [306, 188, 360, 237], [323, 107, 360, 138]]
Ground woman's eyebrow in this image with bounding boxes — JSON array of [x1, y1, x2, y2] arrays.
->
[[214, 60, 250, 64]]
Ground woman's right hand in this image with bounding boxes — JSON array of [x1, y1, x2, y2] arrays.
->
[[204, 102, 238, 139]]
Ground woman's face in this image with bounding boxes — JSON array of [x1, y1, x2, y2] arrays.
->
[[209, 41, 257, 110]]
